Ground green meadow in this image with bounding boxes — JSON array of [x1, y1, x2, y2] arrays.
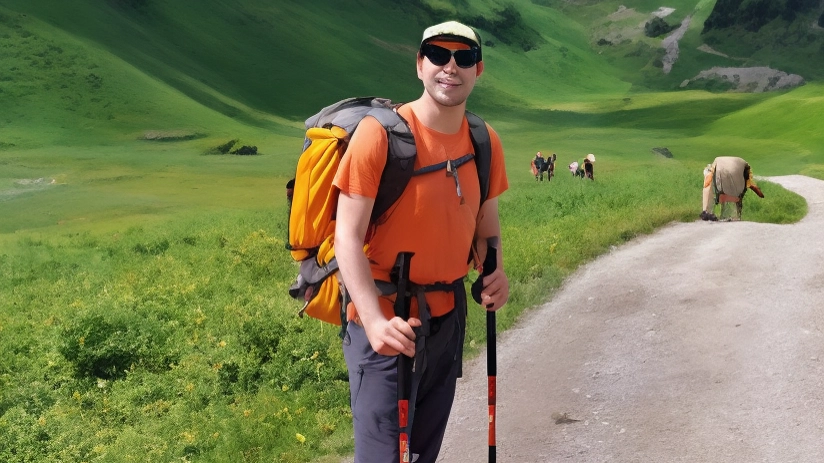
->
[[0, 0, 820, 461]]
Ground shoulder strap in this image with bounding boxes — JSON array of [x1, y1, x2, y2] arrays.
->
[[370, 107, 493, 224], [466, 111, 491, 204], [369, 105, 416, 223]]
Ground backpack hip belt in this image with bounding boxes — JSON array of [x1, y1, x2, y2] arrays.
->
[[374, 277, 464, 338]]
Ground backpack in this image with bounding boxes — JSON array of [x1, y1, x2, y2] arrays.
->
[[286, 96, 492, 328], [533, 156, 545, 172]]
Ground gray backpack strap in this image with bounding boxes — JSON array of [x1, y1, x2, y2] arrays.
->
[[367, 105, 417, 223], [465, 111, 491, 204], [291, 257, 339, 319]]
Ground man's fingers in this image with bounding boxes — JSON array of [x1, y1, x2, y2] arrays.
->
[[373, 334, 413, 357], [480, 270, 509, 312], [388, 317, 417, 357], [391, 316, 418, 340], [365, 317, 419, 357]]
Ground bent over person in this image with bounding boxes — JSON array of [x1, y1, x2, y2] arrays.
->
[[701, 156, 764, 220], [333, 21, 510, 463]]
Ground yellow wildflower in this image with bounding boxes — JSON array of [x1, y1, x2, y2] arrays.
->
[[295, 433, 306, 444]]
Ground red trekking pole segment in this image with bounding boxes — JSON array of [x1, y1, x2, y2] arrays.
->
[[399, 423, 410, 463], [398, 397, 409, 463], [392, 251, 414, 463]]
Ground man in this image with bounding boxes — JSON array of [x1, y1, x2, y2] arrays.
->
[[333, 20, 509, 463], [532, 151, 545, 181], [545, 153, 557, 182], [569, 160, 580, 177], [701, 156, 764, 220], [583, 158, 594, 180], [583, 153, 595, 180]]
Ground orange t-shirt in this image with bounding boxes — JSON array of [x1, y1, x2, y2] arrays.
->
[[333, 105, 508, 320]]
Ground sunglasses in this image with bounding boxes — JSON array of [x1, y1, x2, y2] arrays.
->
[[420, 43, 481, 69]]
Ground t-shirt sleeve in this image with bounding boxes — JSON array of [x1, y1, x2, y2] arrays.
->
[[485, 124, 509, 200], [332, 116, 388, 198]]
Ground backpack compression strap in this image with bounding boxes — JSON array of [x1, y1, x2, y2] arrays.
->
[[413, 153, 476, 176]]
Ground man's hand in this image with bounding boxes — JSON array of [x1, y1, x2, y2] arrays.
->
[[363, 316, 422, 357], [478, 268, 509, 312]]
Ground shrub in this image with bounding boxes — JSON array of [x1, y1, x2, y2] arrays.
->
[[464, 4, 545, 51], [231, 145, 258, 155], [241, 318, 285, 364], [207, 139, 258, 155], [212, 139, 238, 154], [133, 238, 170, 255], [645, 17, 675, 37], [270, 321, 348, 391], [59, 312, 179, 380], [216, 319, 288, 393]]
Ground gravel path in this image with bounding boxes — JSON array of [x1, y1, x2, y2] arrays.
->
[[438, 175, 824, 462]]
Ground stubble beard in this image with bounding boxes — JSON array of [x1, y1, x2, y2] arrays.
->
[[425, 85, 468, 108]]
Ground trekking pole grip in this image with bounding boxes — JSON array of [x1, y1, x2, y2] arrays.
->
[[471, 241, 498, 308]]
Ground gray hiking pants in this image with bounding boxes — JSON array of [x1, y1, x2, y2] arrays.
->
[[343, 307, 464, 463]]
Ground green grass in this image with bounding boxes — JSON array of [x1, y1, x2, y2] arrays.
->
[[0, 212, 352, 462], [0, 139, 297, 236], [0, 0, 820, 461]]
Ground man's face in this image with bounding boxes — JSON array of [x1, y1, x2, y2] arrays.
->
[[417, 40, 482, 108]]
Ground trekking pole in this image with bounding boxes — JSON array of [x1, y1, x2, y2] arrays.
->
[[472, 240, 499, 463], [392, 251, 414, 463]]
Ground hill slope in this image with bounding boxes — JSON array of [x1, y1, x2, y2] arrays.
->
[[1, 0, 633, 143], [3, 0, 823, 141], [543, 0, 824, 90]]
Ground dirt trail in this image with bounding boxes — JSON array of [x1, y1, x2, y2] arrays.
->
[[438, 175, 824, 462]]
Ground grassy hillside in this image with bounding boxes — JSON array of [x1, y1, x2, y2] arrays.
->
[[1, 0, 634, 128], [544, 0, 824, 90], [0, 0, 424, 121], [701, 0, 824, 79], [1, 1, 822, 462], [0, 0, 634, 237], [706, 82, 824, 177], [0, 6, 299, 145]]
